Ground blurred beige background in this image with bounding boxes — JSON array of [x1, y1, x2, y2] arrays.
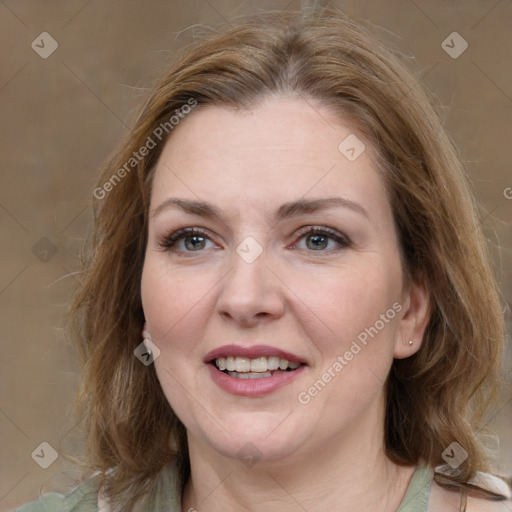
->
[[1, 0, 511, 509]]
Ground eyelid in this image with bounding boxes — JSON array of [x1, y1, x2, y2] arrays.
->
[[157, 224, 351, 255], [290, 225, 351, 250], [157, 227, 217, 251]]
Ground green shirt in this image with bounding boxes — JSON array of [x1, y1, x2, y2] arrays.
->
[[10, 462, 434, 512]]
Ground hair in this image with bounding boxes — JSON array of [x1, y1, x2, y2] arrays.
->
[[68, 7, 505, 511]]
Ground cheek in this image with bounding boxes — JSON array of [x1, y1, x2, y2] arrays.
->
[[140, 259, 213, 357], [141, 260, 214, 421], [288, 263, 399, 352], [296, 269, 399, 412]]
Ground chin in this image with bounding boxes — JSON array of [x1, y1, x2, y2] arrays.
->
[[192, 412, 313, 465], [215, 437, 303, 466]]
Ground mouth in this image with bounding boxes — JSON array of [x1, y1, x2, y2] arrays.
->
[[212, 356, 303, 379], [204, 345, 308, 396]]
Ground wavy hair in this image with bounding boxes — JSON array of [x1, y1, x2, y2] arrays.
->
[[68, 7, 505, 511]]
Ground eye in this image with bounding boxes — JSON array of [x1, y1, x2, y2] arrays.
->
[[291, 226, 350, 252], [158, 227, 218, 254], [157, 225, 350, 256]]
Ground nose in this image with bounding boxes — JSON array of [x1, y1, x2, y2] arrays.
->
[[216, 244, 285, 327]]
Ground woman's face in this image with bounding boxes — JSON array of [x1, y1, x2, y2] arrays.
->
[[141, 96, 424, 466]]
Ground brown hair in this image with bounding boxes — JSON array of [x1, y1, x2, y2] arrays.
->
[[69, 7, 505, 510]]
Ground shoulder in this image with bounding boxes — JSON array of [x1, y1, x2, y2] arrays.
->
[[9, 475, 103, 512], [10, 462, 182, 512], [465, 497, 512, 512], [464, 470, 512, 512], [432, 465, 512, 512], [10, 493, 67, 512]]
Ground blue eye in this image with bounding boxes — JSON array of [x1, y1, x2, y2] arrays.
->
[[159, 228, 216, 253], [292, 226, 350, 252], [158, 226, 350, 255]]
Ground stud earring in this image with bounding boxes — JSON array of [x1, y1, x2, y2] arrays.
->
[[142, 339, 153, 357], [408, 340, 413, 345], [141, 327, 153, 355]]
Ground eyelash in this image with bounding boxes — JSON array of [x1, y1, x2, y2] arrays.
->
[[157, 226, 351, 256]]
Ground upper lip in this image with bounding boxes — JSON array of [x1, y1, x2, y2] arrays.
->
[[204, 344, 307, 365]]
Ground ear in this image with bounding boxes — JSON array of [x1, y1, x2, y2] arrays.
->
[[394, 278, 430, 359], [141, 321, 151, 340]]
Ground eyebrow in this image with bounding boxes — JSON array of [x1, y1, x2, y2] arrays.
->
[[151, 196, 369, 223]]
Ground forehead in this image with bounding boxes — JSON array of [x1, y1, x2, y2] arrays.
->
[[150, 96, 389, 221]]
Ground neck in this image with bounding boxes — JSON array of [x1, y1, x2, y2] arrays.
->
[[181, 398, 415, 512]]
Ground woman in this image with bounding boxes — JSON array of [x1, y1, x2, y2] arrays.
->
[[13, 7, 511, 512]]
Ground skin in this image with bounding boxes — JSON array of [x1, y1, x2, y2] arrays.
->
[[140, 95, 430, 512]]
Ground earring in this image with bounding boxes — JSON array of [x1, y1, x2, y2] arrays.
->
[[142, 328, 152, 354], [408, 340, 413, 345]]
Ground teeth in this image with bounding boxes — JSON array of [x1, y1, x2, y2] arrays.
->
[[250, 357, 267, 372], [235, 357, 251, 372], [227, 371, 273, 379], [215, 356, 301, 373], [226, 370, 291, 379], [226, 356, 235, 372], [268, 356, 280, 370]]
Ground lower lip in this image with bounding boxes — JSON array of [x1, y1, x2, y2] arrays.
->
[[207, 363, 307, 397]]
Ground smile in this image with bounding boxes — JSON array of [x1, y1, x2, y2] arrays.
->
[[214, 356, 301, 379], [205, 345, 308, 396]]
